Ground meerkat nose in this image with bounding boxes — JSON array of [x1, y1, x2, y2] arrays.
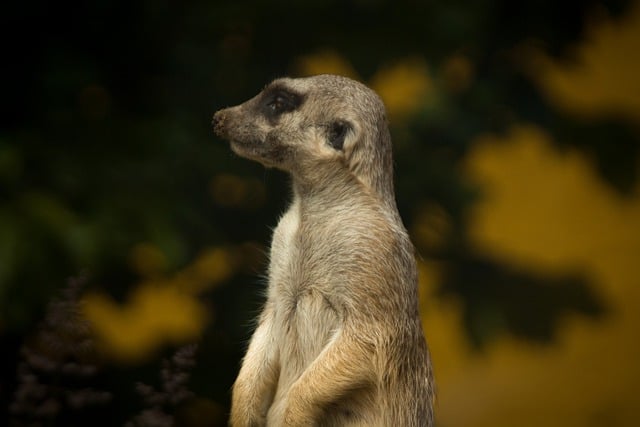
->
[[211, 110, 226, 137]]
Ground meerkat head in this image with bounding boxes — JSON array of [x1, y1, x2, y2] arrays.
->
[[212, 74, 394, 199]]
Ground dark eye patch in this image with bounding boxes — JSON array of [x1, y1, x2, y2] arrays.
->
[[261, 85, 304, 118]]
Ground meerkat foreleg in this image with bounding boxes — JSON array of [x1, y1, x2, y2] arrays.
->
[[268, 328, 375, 425], [230, 308, 280, 427]]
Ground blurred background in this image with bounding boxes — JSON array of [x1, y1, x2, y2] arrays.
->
[[1, 0, 639, 425]]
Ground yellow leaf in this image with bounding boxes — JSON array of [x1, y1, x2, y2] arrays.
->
[[370, 57, 433, 120], [433, 123, 640, 427], [293, 49, 359, 79], [440, 54, 475, 93], [129, 243, 168, 277], [181, 247, 237, 293], [525, 2, 640, 121], [82, 284, 207, 363]]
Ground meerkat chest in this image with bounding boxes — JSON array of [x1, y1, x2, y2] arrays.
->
[[269, 201, 336, 296], [269, 202, 301, 290], [268, 200, 340, 351]]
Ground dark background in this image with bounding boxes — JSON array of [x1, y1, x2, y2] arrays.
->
[[1, 0, 638, 425]]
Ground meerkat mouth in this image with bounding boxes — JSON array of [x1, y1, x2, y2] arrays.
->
[[229, 138, 285, 169], [229, 139, 258, 155]]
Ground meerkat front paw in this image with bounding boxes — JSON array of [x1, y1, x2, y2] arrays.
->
[[230, 387, 267, 427], [229, 407, 265, 427], [267, 393, 314, 426]]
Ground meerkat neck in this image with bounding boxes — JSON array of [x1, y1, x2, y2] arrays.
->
[[291, 159, 401, 223], [348, 124, 397, 208], [291, 166, 359, 205]]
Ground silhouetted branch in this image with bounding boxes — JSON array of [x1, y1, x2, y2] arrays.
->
[[10, 275, 112, 426], [125, 344, 199, 427]]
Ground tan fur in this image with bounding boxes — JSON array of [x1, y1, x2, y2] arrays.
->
[[213, 75, 434, 426]]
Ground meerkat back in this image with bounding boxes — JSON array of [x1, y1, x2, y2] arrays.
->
[[213, 74, 434, 426]]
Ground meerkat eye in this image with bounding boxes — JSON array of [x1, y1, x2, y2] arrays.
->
[[262, 86, 304, 117], [268, 95, 289, 112], [327, 121, 351, 151]]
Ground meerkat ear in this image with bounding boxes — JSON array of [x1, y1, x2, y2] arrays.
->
[[327, 120, 352, 151]]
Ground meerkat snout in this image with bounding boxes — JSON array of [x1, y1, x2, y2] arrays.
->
[[211, 110, 226, 137]]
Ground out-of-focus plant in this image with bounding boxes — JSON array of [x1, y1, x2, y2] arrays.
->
[[125, 344, 198, 427], [10, 276, 112, 426], [83, 246, 242, 363]]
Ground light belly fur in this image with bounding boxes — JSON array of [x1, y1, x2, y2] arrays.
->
[[268, 202, 342, 403]]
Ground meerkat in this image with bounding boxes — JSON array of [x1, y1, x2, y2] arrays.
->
[[212, 74, 434, 426]]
